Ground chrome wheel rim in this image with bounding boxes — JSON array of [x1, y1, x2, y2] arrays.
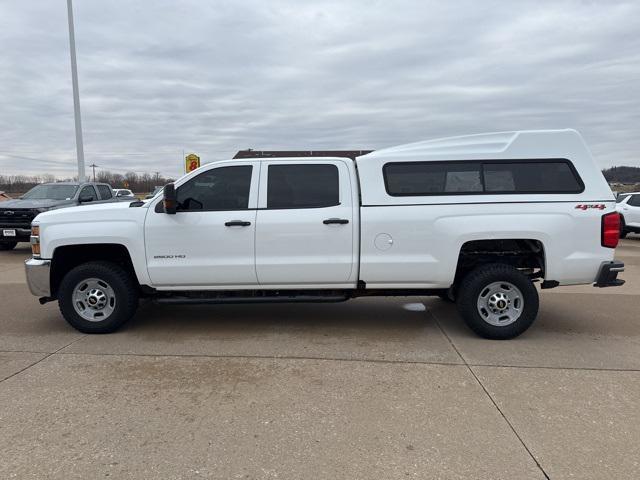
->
[[476, 281, 523, 326], [72, 278, 116, 322]]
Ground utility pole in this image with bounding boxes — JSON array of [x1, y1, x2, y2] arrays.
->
[[66, 0, 86, 182], [89, 163, 98, 182]]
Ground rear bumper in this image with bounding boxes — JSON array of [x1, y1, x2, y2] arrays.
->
[[25, 258, 51, 297], [594, 261, 625, 288]]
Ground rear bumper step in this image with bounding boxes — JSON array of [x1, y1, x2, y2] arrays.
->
[[594, 261, 625, 288]]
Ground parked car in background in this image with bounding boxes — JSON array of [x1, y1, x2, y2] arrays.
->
[[25, 130, 625, 339], [113, 189, 136, 200], [0, 191, 11, 202], [617, 192, 640, 237], [144, 186, 163, 200], [0, 182, 115, 250]]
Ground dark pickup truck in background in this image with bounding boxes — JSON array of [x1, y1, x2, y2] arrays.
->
[[0, 182, 116, 250]]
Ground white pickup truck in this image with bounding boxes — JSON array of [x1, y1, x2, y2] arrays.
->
[[25, 130, 624, 339]]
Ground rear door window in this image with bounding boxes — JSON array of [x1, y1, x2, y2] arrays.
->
[[267, 164, 339, 208], [97, 185, 112, 199], [628, 195, 640, 207]]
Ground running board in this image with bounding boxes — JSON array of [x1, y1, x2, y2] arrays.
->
[[155, 295, 350, 305]]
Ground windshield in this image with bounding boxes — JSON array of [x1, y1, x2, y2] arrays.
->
[[616, 194, 631, 203], [22, 184, 78, 200]]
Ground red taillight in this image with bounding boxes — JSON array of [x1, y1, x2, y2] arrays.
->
[[602, 212, 620, 248]]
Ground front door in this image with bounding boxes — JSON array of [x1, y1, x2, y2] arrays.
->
[[145, 162, 259, 287], [255, 160, 356, 285]]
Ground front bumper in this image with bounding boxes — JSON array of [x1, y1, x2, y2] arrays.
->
[[594, 261, 625, 288], [1, 227, 31, 242], [25, 258, 51, 297]]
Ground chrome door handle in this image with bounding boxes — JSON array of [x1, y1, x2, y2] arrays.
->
[[225, 220, 251, 227], [323, 218, 349, 225]]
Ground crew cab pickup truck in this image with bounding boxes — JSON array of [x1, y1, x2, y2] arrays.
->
[[0, 181, 116, 250], [24, 130, 624, 339]]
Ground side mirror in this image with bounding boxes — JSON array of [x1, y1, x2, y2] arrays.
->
[[163, 184, 177, 214]]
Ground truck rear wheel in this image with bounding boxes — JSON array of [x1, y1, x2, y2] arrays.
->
[[58, 261, 138, 333], [0, 241, 17, 251], [456, 264, 539, 339]]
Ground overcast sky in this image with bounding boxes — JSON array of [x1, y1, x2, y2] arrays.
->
[[1, 0, 639, 178]]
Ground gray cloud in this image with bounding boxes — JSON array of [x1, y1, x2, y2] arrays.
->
[[1, 0, 639, 178]]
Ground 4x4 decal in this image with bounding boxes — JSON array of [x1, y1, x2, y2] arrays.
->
[[575, 204, 606, 210]]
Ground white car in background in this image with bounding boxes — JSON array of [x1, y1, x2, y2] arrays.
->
[[617, 192, 640, 237], [113, 189, 136, 200]]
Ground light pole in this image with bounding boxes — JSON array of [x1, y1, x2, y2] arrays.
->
[[89, 163, 98, 182], [66, 0, 86, 182]]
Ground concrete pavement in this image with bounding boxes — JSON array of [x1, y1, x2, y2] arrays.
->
[[0, 239, 639, 479]]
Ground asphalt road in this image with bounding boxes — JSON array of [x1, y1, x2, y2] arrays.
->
[[1, 240, 639, 479]]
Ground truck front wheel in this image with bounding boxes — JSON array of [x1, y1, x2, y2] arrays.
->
[[456, 264, 539, 339], [58, 261, 139, 333]]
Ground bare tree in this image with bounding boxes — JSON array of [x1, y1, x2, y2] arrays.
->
[[0, 171, 174, 194]]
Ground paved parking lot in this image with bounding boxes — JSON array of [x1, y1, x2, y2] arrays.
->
[[1, 239, 639, 479]]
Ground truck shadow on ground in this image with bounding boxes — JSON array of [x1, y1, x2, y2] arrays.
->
[[100, 297, 459, 362], [122, 290, 639, 342], [129, 297, 437, 339]]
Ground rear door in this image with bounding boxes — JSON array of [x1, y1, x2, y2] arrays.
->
[[255, 160, 356, 285], [96, 184, 113, 202]]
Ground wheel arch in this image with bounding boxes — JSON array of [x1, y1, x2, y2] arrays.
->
[[50, 243, 140, 297], [454, 238, 547, 287]]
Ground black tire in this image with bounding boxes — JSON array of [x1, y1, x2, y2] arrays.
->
[[0, 241, 17, 251], [58, 261, 138, 333], [620, 216, 628, 238], [456, 264, 539, 339]]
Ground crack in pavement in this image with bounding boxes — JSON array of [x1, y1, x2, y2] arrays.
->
[[0, 334, 87, 385], [431, 309, 552, 480], [2, 348, 640, 373]]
